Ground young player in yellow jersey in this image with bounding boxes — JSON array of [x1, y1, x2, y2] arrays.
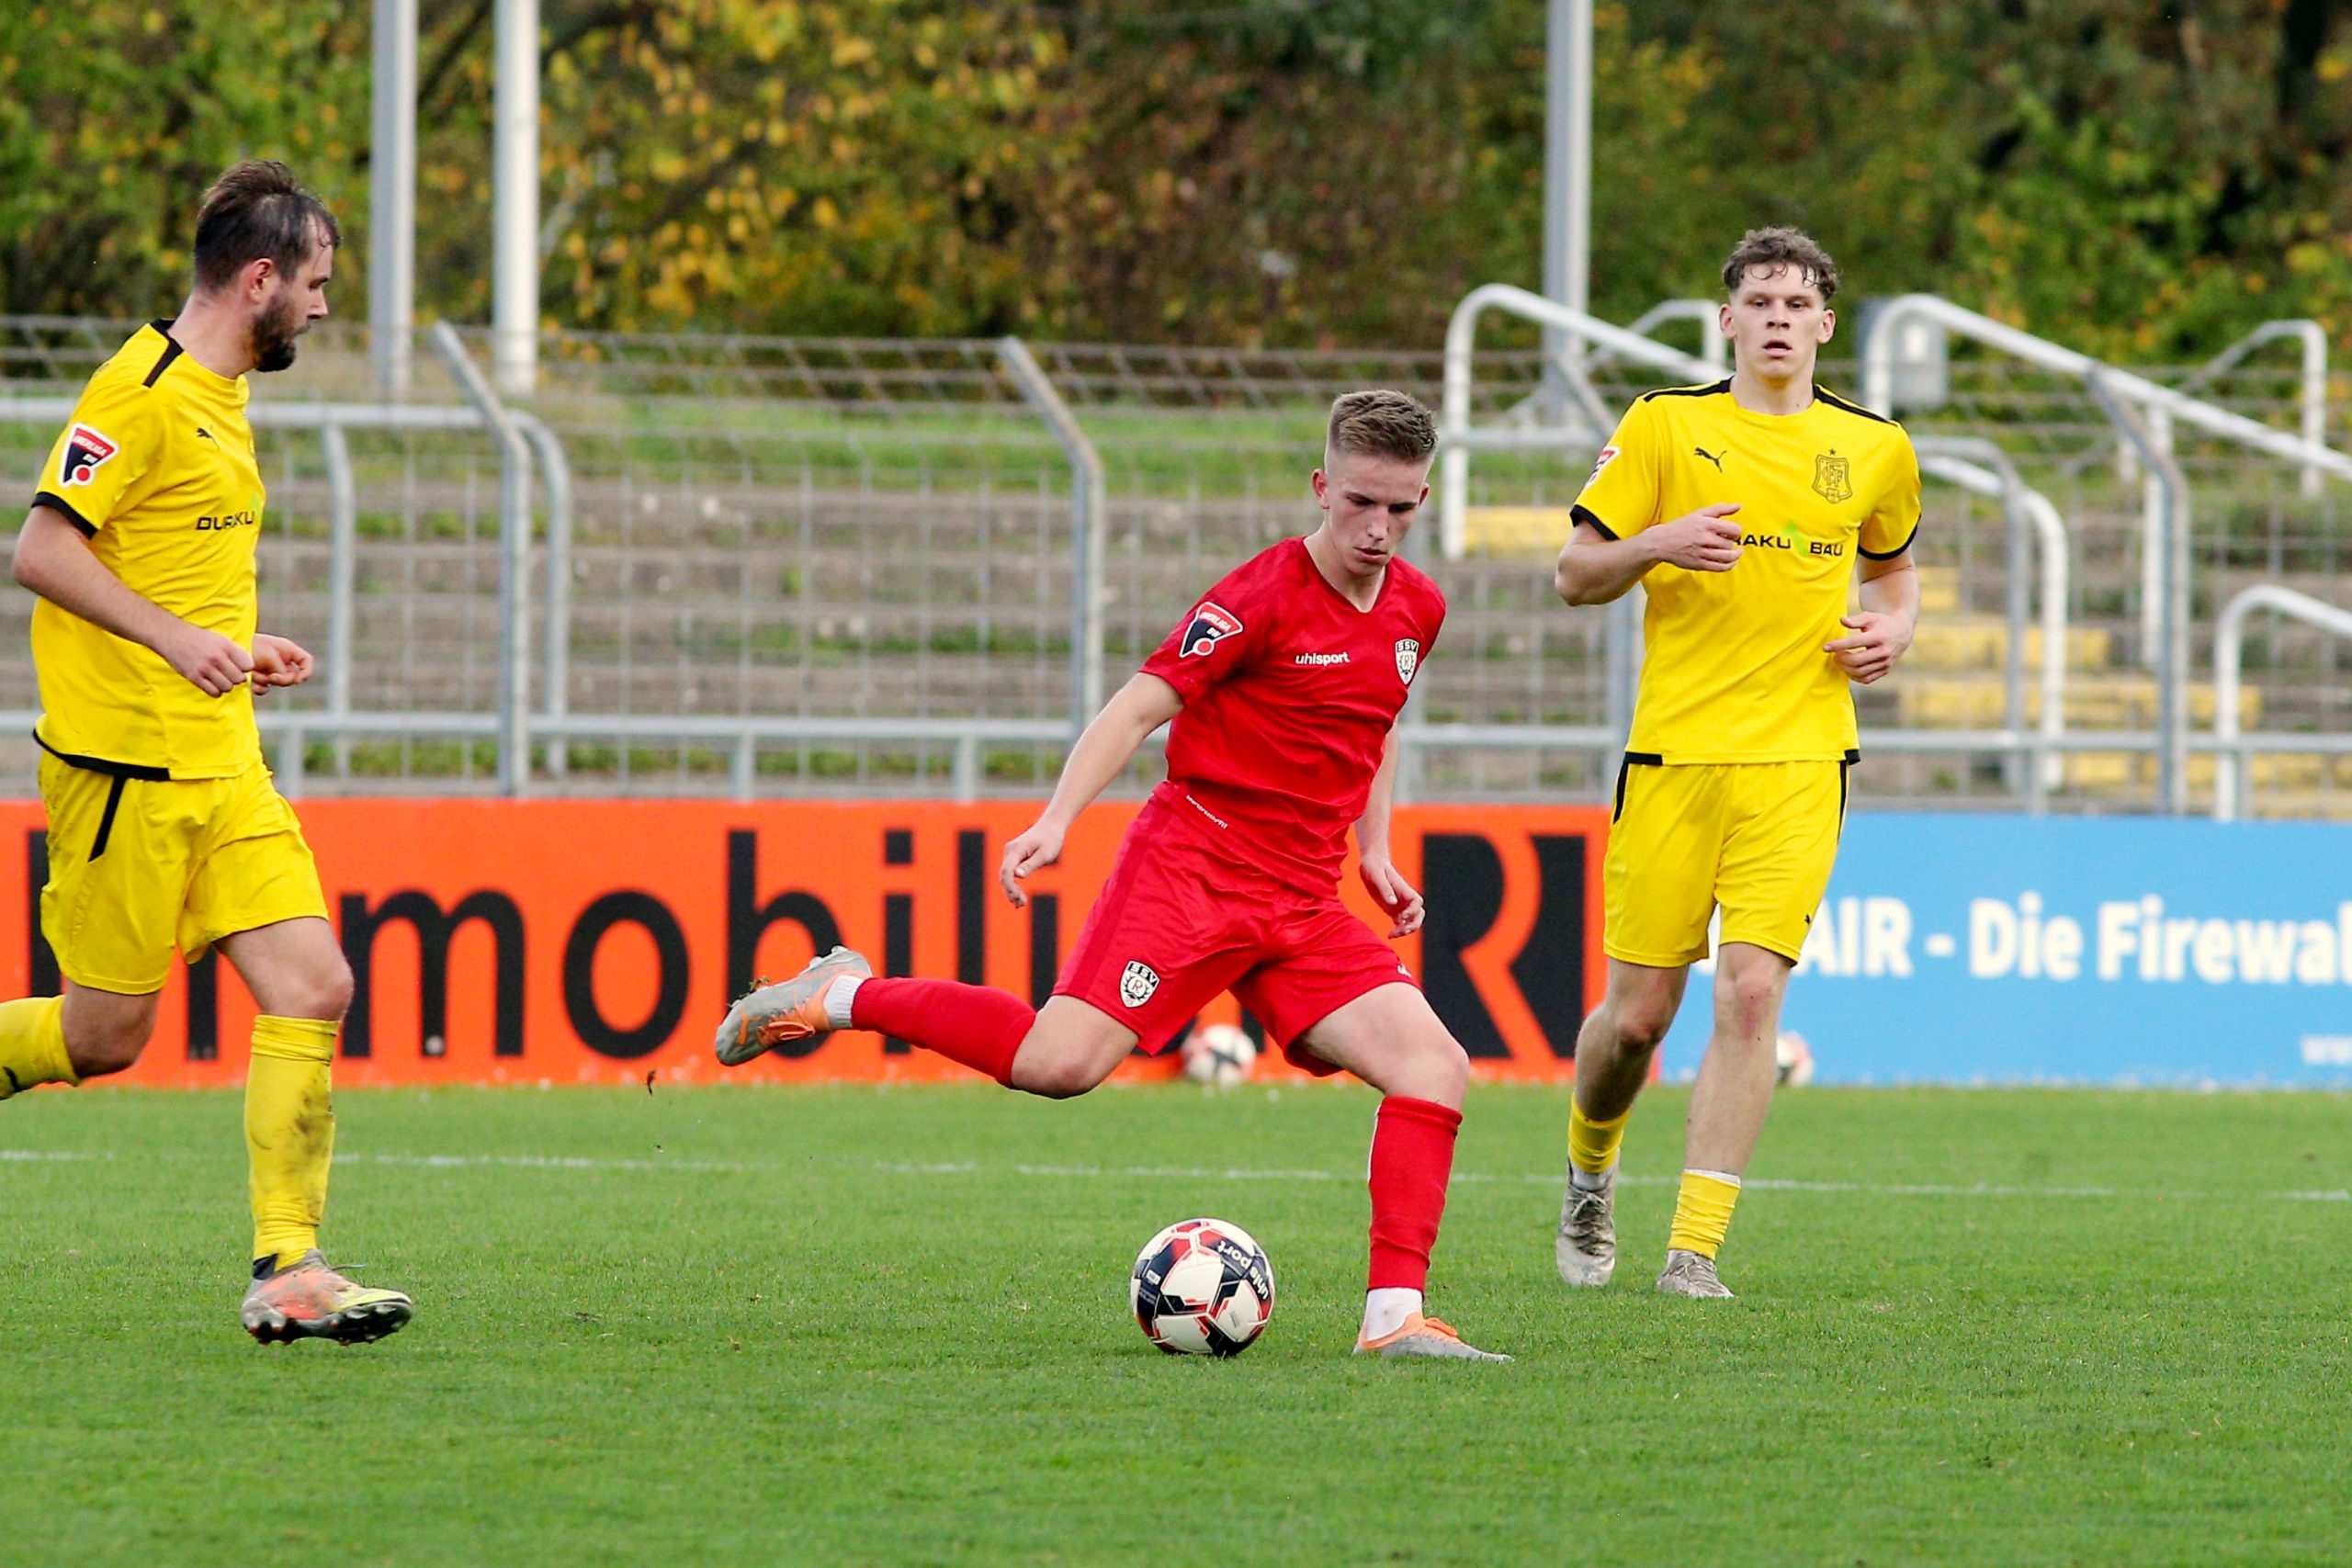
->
[[0, 162, 412, 1344], [1551, 228, 1920, 1298]]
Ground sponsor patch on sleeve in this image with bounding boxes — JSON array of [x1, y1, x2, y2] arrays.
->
[[1585, 445, 1619, 484], [59, 424, 119, 488], [1178, 600, 1244, 658]]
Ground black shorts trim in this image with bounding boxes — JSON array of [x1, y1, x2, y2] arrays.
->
[[34, 732, 172, 781], [1571, 503, 1619, 542], [1612, 751, 1662, 822], [1859, 525, 1917, 560], [30, 491, 96, 537], [87, 774, 129, 860]]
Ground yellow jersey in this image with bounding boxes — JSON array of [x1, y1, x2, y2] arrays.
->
[[1573, 380, 1920, 763], [30, 321, 265, 778]]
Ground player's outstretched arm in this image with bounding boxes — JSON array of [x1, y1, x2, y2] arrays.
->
[[1354, 728, 1424, 938], [1553, 506, 1744, 606], [998, 672, 1185, 906], [1825, 549, 1919, 685], [12, 503, 254, 696]]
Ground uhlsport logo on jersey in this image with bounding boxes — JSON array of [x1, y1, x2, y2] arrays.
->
[[1179, 601, 1243, 658], [59, 424, 119, 487], [1119, 961, 1161, 1009], [1395, 637, 1421, 686]]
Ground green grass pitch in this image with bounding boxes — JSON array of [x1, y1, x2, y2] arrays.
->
[[4, 1081, 2350, 1565]]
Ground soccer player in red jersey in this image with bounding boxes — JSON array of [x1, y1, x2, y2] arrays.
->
[[718, 390, 1506, 1361]]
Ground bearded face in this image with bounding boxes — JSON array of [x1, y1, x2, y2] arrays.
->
[[250, 283, 310, 373]]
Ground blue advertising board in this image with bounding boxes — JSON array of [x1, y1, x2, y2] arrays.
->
[[1658, 812, 2352, 1087]]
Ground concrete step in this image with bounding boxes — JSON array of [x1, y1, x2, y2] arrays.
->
[[1898, 674, 2262, 729], [1905, 615, 2111, 672], [2061, 751, 2352, 794]]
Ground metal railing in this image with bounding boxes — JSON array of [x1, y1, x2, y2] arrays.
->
[[2213, 585, 2352, 821]]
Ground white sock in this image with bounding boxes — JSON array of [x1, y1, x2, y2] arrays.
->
[[1570, 1161, 1614, 1192], [1361, 1287, 1422, 1342], [1688, 1168, 1742, 1187], [824, 974, 864, 1031]]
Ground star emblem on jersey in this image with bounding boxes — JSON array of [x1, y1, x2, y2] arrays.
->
[[1179, 600, 1243, 658], [1119, 961, 1161, 1009], [1394, 637, 1421, 686], [59, 423, 118, 487], [1813, 451, 1852, 503]]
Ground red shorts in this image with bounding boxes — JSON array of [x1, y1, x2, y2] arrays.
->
[[1055, 798, 1418, 1074]]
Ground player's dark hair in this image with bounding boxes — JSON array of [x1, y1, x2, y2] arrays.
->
[[1327, 389, 1438, 466], [1721, 227, 1838, 302], [192, 161, 339, 294]]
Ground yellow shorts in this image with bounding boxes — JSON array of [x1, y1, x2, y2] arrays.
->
[[1601, 755, 1850, 968], [39, 755, 329, 994]]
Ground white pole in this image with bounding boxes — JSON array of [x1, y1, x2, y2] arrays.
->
[[368, 0, 417, 399], [1542, 0, 1593, 388], [492, 0, 540, 397]]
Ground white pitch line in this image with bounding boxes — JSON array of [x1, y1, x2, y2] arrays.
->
[[8, 1147, 2347, 1204]]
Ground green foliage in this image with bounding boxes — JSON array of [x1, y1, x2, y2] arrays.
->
[[12, 1, 2352, 353]]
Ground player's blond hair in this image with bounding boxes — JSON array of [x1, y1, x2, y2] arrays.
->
[[1722, 227, 1839, 302], [1326, 389, 1439, 468]]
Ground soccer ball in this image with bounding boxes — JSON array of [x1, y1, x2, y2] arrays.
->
[[1775, 1030, 1815, 1087], [1130, 1217, 1275, 1357], [1181, 1021, 1258, 1087]]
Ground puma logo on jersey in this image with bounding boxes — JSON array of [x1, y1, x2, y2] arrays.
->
[[1693, 446, 1724, 471], [194, 426, 217, 444], [1179, 601, 1243, 658], [59, 424, 118, 487]]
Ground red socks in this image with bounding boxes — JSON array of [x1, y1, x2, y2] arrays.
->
[[850, 978, 1033, 1086], [1366, 1095, 1461, 1292]]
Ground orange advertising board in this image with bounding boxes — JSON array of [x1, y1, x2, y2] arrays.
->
[[0, 800, 1608, 1087]]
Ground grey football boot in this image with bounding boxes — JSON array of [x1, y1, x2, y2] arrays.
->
[[1655, 1248, 1736, 1300], [1555, 1163, 1617, 1287], [715, 946, 872, 1066]]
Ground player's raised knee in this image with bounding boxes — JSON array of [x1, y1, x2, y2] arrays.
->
[[62, 1012, 155, 1079], [1611, 1001, 1675, 1055], [293, 953, 356, 1021]]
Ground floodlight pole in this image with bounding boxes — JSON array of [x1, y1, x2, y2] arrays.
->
[[492, 0, 540, 396], [1542, 0, 1594, 400], [368, 0, 418, 398]]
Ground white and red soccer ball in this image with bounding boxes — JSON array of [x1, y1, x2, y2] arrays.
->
[[1130, 1218, 1275, 1357]]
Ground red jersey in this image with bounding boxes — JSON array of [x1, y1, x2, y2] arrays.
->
[[1138, 536, 1445, 886]]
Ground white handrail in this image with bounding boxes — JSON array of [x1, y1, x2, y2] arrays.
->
[[1617, 299, 1726, 370], [1860, 294, 2352, 484], [2212, 585, 2352, 821], [1913, 437, 2069, 801], [2171, 320, 2327, 498]]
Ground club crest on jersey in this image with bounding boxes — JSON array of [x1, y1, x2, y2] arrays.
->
[[1394, 637, 1421, 686], [58, 424, 118, 488], [1813, 451, 1853, 504], [1119, 961, 1160, 1009], [1179, 600, 1243, 658]]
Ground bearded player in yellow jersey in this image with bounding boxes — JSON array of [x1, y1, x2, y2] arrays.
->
[[0, 162, 412, 1343], [1551, 228, 1920, 1299]]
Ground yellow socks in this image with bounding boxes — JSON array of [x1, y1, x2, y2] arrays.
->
[[1567, 1100, 1632, 1179], [1667, 1168, 1741, 1258], [0, 997, 74, 1099], [246, 1015, 340, 1270]]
